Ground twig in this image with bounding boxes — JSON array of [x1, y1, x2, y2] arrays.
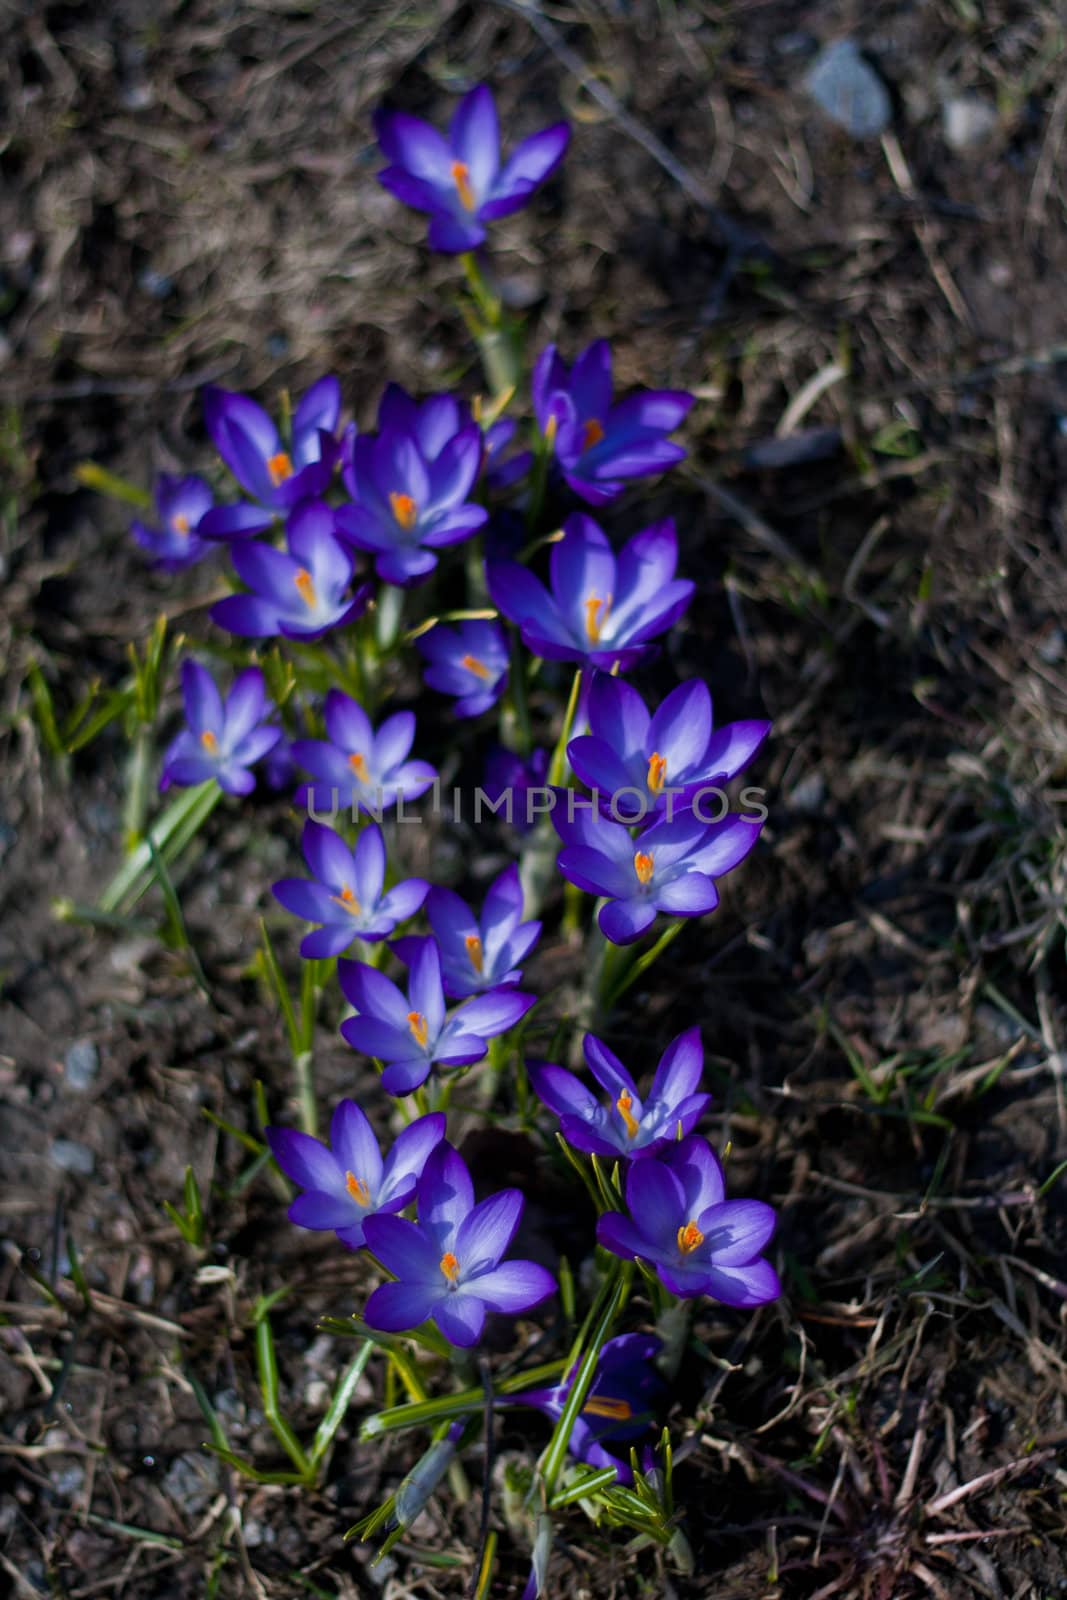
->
[[923, 1448, 1055, 1518]]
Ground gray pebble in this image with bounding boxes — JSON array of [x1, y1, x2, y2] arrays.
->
[[50, 1139, 95, 1176], [64, 1040, 100, 1091], [162, 1452, 221, 1517], [805, 40, 891, 138], [942, 94, 997, 152]]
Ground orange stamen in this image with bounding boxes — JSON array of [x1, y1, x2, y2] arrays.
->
[[634, 850, 654, 885], [677, 1220, 704, 1255], [461, 653, 492, 680], [647, 752, 667, 793], [407, 1011, 429, 1048], [584, 593, 610, 644], [544, 413, 558, 448], [581, 417, 605, 452], [345, 1172, 370, 1206], [440, 1250, 461, 1282], [200, 729, 218, 752], [348, 752, 370, 782], [582, 1395, 633, 1421], [615, 1091, 640, 1140], [465, 933, 484, 975], [172, 512, 191, 536], [450, 160, 475, 212], [294, 567, 317, 609], [267, 450, 293, 486], [389, 491, 418, 531], [330, 883, 362, 916]]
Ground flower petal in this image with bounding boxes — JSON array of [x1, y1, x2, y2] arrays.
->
[[471, 1260, 556, 1314], [433, 1293, 486, 1347], [266, 1126, 341, 1194], [330, 1100, 383, 1193], [456, 1189, 523, 1274], [364, 1279, 443, 1332]]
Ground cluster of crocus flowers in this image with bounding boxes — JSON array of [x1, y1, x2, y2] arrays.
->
[[137, 74, 784, 1571]]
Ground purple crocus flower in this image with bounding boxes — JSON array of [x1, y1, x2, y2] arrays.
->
[[266, 1100, 445, 1251], [483, 746, 550, 835], [160, 661, 280, 796], [211, 501, 371, 641], [510, 1334, 664, 1485], [131, 474, 213, 571], [392, 864, 540, 999], [362, 1142, 556, 1346], [487, 514, 694, 671], [533, 341, 693, 507], [554, 806, 763, 945], [415, 619, 509, 718], [336, 423, 487, 586], [568, 672, 771, 824], [292, 690, 436, 817], [597, 1135, 780, 1306], [272, 821, 429, 959], [375, 84, 570, 254], [338, 938, 535, 1096], [529, 1027, 708, 1160], [199, 376, 342, 539]]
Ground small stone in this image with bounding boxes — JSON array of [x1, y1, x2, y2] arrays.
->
[[53, 1463, 85, 1497], [805, 40, 891, 138], [790, 773, 826, 814], [242, 1517, 275, 1549], [162, 1452, 221, 1517], [50, 1139, 95, 1176], [942, 94, 997, 152], [64, 1040, 99, 1091], [1037, 626, 1065, 664]]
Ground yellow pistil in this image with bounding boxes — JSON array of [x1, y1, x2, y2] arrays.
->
[[389, 491, 418, 531], [615, 1091, 640, 1140], [345, 1172, 370, 1206], [348, 752, 370, 782], [461, 653, 492, 680], [450, 159, 475, 212], [200, 729, 218, 752], [677, 1219, 704, 1255], [331, 883, 362, 917], [584, 593, 611, 643], [267, 450, 293, 486], [582, 1395, 633, 1422], [581, 417, 605, 452], [172, 512, 191, 536], [633, 850, 654, 885], [647, 752, 667, 793], [407, 1010, 429, 1048], [544, 413, 558, 448], [294, 567, 317, 609], [440, 1250, 461, 1282], [465, 933, 484, 975]]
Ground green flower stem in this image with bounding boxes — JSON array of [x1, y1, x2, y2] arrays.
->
[[597, 919, 686, 1019], [361, 1360, 567, 1438], [99, 780, 221, 915], [547, 668, 583, 789], [537, 1263, 631, 1500], [122, 724, 155, 851]]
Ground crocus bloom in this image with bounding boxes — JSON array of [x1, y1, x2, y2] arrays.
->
[[528, 1028, 708, 1160], [266, 1100, 445, 1251], [510, 1334, 664, 1485], [362, 1142, 556, 1345], [533, 341, 693, 507], [554, 807, 763, 945], [292, 690, 436, 817], [375, 84, 570, 253], [131, 474, 213, 571], [211, 501, 371, 641], [415, 619, 509, 718], [336, 423, 487, 586], [338, 938, 535, 1096], [568, 672, 771, 824], [392, 863, 540, 999], [487, 514, 694, 671], [482, 746, 549, 834], [273, 821, 429, 958], [199, 376, 342, 538], [596, 1135, 780, 1306], [160, 661, 280, 796]]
